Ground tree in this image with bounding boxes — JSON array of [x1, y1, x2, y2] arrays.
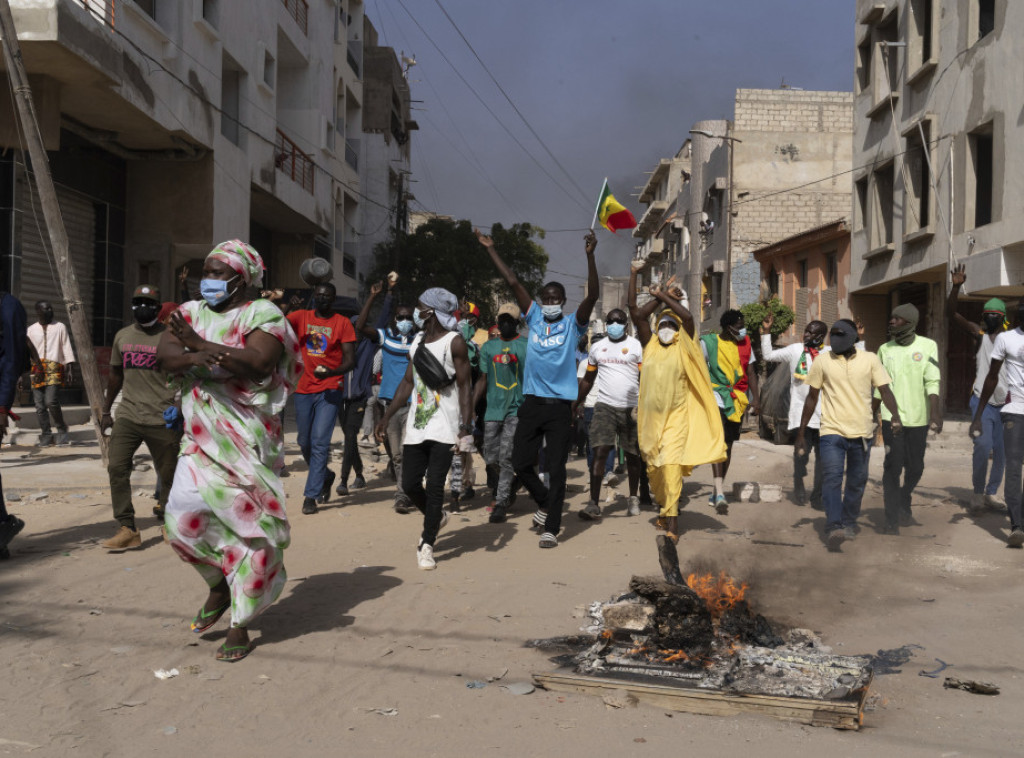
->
[[366, 218, 548, 324]]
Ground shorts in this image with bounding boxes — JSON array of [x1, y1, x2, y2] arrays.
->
[[589, 402, 639, 456], [720, 410, 742, 445]]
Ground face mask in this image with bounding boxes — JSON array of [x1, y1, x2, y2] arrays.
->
[[499, 322, 518, 339], [396, 319, 414, 335], [982, 313, 1004, 334], [888, 321, 915, 346], [658, 327, 678, 345], [413, 308, 426, 329], [132, 303, 159, 327], [607, 323, 626, 340], [541, 304, 563, 320], [200, 275, 237, 307], [735, 327, 747, 340]]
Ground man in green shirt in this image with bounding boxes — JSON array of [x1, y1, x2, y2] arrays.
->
[[474, 303, 527, 524], [872, 303, 942, 534], [100, 285, 183, 551]]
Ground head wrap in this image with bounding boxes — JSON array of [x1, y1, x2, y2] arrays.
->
[[891, 303, 919, 328], [207, 240, 266, 288], [658, 309, 682, 328], [419, 287, 459, 331], [829, 319, 858, 354], [984, 298, 1007, 315]]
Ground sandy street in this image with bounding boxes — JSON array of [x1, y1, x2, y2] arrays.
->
[[1, 423, 1021, 757]]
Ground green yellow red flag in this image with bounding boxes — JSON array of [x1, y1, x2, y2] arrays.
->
[[593, 178, 637, 233]]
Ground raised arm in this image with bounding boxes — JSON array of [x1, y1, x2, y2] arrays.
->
[[947, 264, 980, 336], [476, 228, 532, 315], [627, 259, 656, 346], [355, 281, 384, 339], [651, 285, 695, 338], [575, 231, 600, 325]]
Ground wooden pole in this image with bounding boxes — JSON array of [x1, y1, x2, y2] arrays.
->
[[0, 1, 109, 463]]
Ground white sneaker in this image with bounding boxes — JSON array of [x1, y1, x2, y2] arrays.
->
[[627, 496, 641, 516], [985, 494, 1005, 509], [417, 543, 436, 570]]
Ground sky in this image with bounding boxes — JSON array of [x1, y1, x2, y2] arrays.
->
[[365, 0, 856, 303]]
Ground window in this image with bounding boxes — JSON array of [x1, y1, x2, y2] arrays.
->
[[343, 253, 357, 279], [968, 126, 994, 228], [856, 34, 872, 93], [221, 57, 242, 147], [825, 253, 838, 288], [767, 267, 779, 297], [263, 50, 276, 90], [908, 0, 937, 76], [134, 0, 156, 19], [202, 0, 218, 26], [871, 14, 899, 110], [798, 259, 808, 289], [854, 176, 869, 232], [870, 162, 895, 251], [978, 0, 995, 39], [904, 121, 932, 235]]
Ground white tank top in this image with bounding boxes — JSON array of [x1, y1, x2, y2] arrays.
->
[[405, 332, 461, 445], [974, 332, 1009, 406]]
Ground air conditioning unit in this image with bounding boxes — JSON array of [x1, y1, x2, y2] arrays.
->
[[649, 239, 666, 254]]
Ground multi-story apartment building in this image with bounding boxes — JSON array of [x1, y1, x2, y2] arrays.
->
[[850, 0, 1019, 411], [0, 0, 406, 343], [632, 89, 852, 332]]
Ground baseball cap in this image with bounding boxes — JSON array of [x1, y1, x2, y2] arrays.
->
[[132, 284, 161, 302], [497, 302, 521, 320]]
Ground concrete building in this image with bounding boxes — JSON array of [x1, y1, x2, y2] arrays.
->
[[850, 0, 1022, 412], [632, 89, 852, 333], [752, 219, 852, 342], [0, 0, 400, 344]]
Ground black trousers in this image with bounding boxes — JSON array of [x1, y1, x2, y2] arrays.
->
[[882, 422, 928, 527], [511, 395, 573, 535], [402, 440, 455, 546], [337, 396, 367, 484]]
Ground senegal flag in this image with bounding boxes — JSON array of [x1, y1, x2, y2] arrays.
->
[[594, 178, 637, 233]]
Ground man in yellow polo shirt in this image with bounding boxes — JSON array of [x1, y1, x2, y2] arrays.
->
[[795, 319, 902, 551]]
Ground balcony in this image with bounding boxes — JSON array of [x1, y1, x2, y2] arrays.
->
[[274, 128, 315, 194], [633, 199, 670, 238], [346, 39, 362, 78], [282, 0, 308, 35], [344, 138, 359, 171], [77, 0, 117, 27]]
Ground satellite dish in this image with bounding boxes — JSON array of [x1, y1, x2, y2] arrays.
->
[[299, 258, 333, 286]]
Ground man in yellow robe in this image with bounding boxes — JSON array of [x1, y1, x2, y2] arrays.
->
[[628, 263, 726, 539]]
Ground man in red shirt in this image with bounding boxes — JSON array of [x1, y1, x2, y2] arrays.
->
[[286, 283, 356, 514]]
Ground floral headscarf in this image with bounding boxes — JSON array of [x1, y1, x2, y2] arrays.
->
[[207, 240, 266, 288]]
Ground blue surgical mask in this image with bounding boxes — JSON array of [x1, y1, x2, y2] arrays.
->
[[396, 319, 413, 335], [541, 304, 563, 320], [413, 308, 426, 329], [200, 275, 238, 306], [736, 327, 747, 339], [606, 323, 626, 340]]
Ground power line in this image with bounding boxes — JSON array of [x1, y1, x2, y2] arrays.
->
[[392, 0, 591, 215], [431, 0, 592, 206]]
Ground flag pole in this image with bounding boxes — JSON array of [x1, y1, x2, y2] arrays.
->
[[590, 178, 607, 232]]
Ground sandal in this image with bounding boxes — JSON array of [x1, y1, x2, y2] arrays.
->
[[215, 642, 253, 663], [191, 601, 230, 634]]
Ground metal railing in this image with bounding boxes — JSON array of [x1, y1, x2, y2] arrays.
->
[[274, 128, 315, 194], [78, 0, 117, 28], [344, 138, 359, 171], [282, 0, 308, 35]]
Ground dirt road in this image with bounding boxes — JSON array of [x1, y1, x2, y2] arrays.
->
[[1, 427, 1020, 756]]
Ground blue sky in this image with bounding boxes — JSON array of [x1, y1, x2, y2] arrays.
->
[[366, 0, 856, 299]]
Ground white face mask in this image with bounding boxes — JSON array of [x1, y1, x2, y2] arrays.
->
[[658, 327, 678, 345], [541, 303, 563, 320]]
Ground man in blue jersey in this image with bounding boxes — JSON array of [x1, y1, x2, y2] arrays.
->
[[373, 287, 417, 513], [477, 228, 600, 548]]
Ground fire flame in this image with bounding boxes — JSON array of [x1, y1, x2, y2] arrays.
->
[[685, 571, 749, 618]]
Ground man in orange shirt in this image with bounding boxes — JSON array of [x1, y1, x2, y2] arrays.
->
[[286, 283, 356, 515]]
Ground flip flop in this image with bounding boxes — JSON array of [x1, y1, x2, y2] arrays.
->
[[190, 601, 230, 634], [216, 642, 253, 663]]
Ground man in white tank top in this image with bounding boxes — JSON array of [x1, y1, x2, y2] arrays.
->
[[375, 288, 475, 570], [948, 264, 1009, 513]]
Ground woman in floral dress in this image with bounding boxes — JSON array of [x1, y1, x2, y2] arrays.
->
[[157, 240, 301, 662]]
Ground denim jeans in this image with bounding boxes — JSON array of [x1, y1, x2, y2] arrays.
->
[[1002, 413, 1024, 528], [294, 390, 341, 499], [969, 394, 1005, 496], [819, 434, 871, 533], [793, 427, 822, 506], [882, 423, 928, 527], [402, 440, 455, 546], [33, 384, 67, 436]]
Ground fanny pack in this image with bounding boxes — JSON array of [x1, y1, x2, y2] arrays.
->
[[412, 337, 454, 392]]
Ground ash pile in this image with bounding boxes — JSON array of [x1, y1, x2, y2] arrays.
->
[[534, 574, 872, 701]]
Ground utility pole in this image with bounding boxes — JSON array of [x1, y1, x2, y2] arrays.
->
[[0, 1, 108, 463]]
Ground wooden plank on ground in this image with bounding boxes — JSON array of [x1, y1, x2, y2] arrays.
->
[[533, 671, 867, 730]]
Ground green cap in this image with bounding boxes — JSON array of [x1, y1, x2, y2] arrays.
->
[[983, 297, 1006, 314]]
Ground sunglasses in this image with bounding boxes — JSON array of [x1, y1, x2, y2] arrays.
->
[[607, 318, 626, 325], [395, 316, 412, 322]]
